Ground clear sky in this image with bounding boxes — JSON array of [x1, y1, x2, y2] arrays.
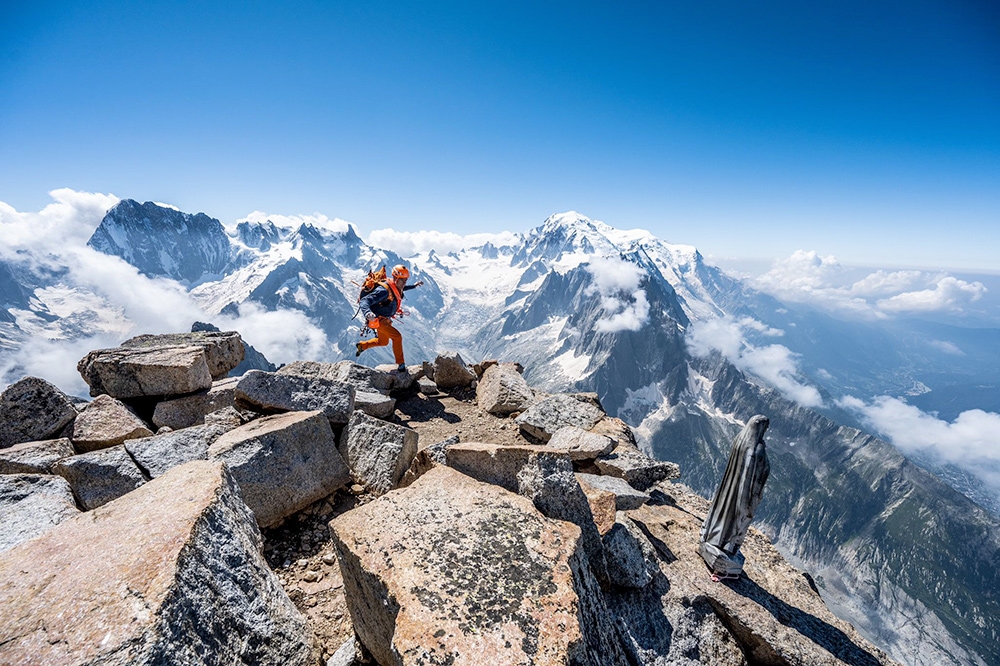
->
[[2, 1, 998, 270]]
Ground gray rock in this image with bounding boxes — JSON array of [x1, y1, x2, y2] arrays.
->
[[0, 438, 75, 474], [0, 474, 79, 552], [595, 444, 681, 490], [0, 376, 78, 448], [432, 351, 476, 389], [515, 448, 609, 586], [398, 435, 459, 488], [329, 465, 627, 666], [339, 411, 418, 496], [446, 443, 607, 584], [547, 425, 615, 461], [53, 445, 147, 510], [120, 330, 245, 378], [576, 472, 651, 510], [515, 393, 605, 442], [125, 424, 229, 478], [417, 377, 439, 395], [152, 376, 239, 430], [374, 364, 418, 390], [279, 359, 395, 394], [354, 391, 396, 419], [475, 362, 533, 415], [208, 410, 351, 527], [77, 344, 214, 399], [327, 636, 362, 666], [69, 393, 154, 452], [204, 405, 250, 429], [0, 461, 313, 665], [603, 514, 656, 589], [235, 370, 355, 425]]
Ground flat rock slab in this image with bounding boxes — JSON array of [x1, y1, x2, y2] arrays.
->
[[576, 472, 651, 510], [594, 445, 680, 490], [77, 344, 215, 399], [354, 391, 396, 419], [339, 410, 418, 495], [330, 465, 625, 666], [0, 474, 79, 552], [0, 438, 75, 474], [375, 364, 419, 390], [0, 376, 78, 448], [120, 330, 245, 378], [279, 359, 395, 394], [547, 426, 615, 461], [516, 394, 605, 443], [432, 351, 476, 389], [152, 376, 239, 429], [125, 424, 229, 478], [53, 445, 147, 510], [209, 410, 351, 527], [68, 393, 153, 452], [0, 461, 313, 666], [235, 370, 355, 425], [476, 362, 533, 415], [446, 442, 561, 493]]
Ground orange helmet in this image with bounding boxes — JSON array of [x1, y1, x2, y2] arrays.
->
[[391, 264, 410, 280]]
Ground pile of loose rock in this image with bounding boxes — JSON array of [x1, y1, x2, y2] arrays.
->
[[0, 334, 895, 666]]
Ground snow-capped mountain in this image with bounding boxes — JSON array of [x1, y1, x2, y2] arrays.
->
[[2, 200, 999, 666]]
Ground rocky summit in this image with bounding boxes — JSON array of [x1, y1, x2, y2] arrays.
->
[[0, 332, 897, 665]]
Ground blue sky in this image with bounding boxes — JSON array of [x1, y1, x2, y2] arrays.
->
[[2, 1, 998, 269]]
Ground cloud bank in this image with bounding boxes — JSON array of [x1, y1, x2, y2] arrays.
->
[[751, 250, 987, 319], [367, 228, 520, 257], [686, 315, 823, 407], [840, 395, 1000, 495], [585, 256, 650, 333], [1, 191, 331, 395]]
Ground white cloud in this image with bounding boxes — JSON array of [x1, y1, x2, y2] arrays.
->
[[0, 188, 119, 263], [585, 256, 650, 333], [751, 250, 987, 319], [839, 395, 1000, 495], [876, 276, 986, 313], [1, 191, 334, 395], [687, 316, 823, 407], [929, 340, 964, 355], [366, 228, 520, 257]]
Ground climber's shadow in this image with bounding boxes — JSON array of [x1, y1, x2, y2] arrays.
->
[[727, 575, 882, 666]]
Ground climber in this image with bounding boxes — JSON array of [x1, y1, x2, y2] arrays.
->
[[355, 264, 423, 372]]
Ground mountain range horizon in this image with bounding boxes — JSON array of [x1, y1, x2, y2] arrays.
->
[[2, 190, 1000, 666]]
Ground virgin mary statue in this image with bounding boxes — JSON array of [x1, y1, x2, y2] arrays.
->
[[698, 414, 770, 577]]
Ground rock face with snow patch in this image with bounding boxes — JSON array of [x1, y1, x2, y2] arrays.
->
[[87, 199, 233, 283], [0, 460, 313, 665], [0, 376, 78, 448]]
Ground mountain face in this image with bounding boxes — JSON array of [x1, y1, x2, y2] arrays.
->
[[87, 200, 232, 284], [3, 202, 998, 666]]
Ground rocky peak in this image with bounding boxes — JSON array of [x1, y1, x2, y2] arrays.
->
[[0, 338, 897, 665], [87, 199, 231, 284]]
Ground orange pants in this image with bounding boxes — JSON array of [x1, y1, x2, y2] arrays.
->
[[359, 318, 405, 364]]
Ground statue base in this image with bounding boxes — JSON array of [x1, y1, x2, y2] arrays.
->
[[698, 541, 745, 576]]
